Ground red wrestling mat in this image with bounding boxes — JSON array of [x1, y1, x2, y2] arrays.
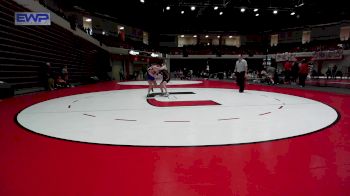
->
[[0, 80, 349, 196]]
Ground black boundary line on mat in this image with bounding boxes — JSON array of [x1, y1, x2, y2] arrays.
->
[[259, 112, 272, 116], [115, 118, 137, 122], [13, 88, 341, 148], [83, 113, 96, 117]]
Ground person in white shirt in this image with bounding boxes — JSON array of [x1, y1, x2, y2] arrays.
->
[[205, 64, 210, 79], [234, 54, 248, 93]]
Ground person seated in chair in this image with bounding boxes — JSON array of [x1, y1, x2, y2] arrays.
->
[[56, 75, 68, 88]]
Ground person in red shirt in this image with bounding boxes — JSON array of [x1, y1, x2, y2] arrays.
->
[[283, 61, 293, 84], [298, 59, 309, 87]]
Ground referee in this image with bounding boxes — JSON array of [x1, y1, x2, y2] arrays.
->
[[234, 54, 248, 93]]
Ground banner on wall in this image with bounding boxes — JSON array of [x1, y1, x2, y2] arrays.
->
[[275, 53, 297, 62], [276, 50, 343, 62], [312, 50, 343, 60]]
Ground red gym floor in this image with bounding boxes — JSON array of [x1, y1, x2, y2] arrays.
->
[[0, 80, 349, 196]]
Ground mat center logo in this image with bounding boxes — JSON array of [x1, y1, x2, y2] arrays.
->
[[147, 91, 220, 107]]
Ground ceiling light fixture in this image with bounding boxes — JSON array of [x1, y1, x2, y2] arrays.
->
[[241, 8, 246, 13], [166, 6, 170, 10], [273, 10, 278, 14], [181, 10, 184, 14], [214, 6, 218, 10], [254, 8, 259, 12], [295, 0, 304, 7], [129, 50, 139, 55], [219, 11, 223, 15], [151, 53, 159, 57], [191, 6, 196, 11]]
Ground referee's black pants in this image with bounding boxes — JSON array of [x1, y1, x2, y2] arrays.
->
[[236, 71, 246, 92]]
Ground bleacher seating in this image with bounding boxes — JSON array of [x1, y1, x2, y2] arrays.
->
[[0, 0, 110, 91]]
